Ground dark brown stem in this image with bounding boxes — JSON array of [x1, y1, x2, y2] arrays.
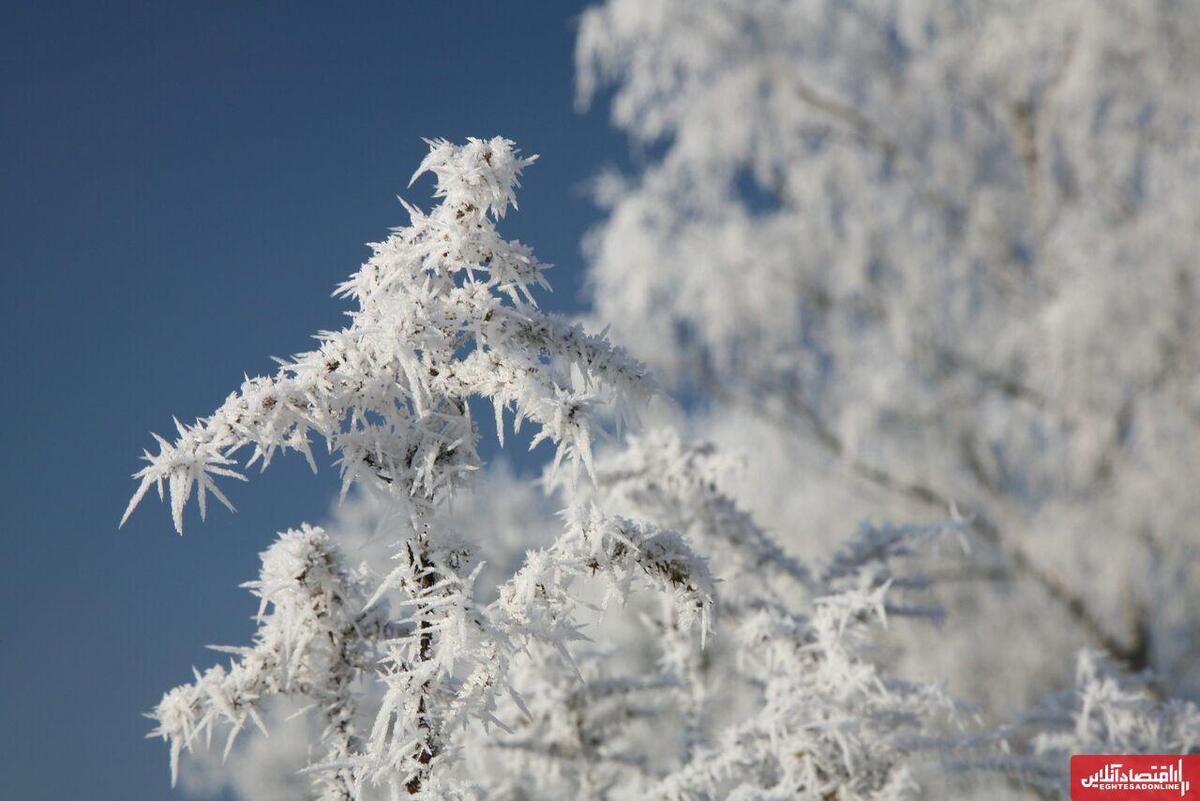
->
[[405, 536, 439, 795]]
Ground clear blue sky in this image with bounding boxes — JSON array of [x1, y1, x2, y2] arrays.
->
[[0, 3, 628, 798]]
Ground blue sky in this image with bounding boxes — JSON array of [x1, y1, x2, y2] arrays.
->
[[0, 3, 628, 798]]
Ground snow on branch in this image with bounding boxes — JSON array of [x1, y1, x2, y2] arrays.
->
[[972, 650, 1200, 796], [122, 137, 652, 534], [148, 525, 391, 800], [588, 429, 810, 590]]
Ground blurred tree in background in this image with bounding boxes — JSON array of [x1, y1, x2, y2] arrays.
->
[[578, 0, 1200, 711]]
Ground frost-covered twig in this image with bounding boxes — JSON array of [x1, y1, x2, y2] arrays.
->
[[970, 650, 1200, 797], [149, 526, 392, 801], [122, 137, 651, 535]]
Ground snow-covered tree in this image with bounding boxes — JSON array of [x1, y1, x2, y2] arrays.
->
[[125, 138, 1023, 800], [126, 137, 710, 799], [577, 0, 1200, 710]]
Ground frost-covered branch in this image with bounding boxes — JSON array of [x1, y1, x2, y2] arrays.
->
[[122, 137, 651, 534], [974, 650, 1200, 796], [149, 525, 392, 801]]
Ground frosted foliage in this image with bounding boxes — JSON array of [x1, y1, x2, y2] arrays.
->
[[333, 464, 561, 604], [128, 138, 1192, 801], [149, 525, 393, 801], [578, 0, 1200, 703], [980, 651, 1200, 793], [123, 136, 651, 535], [129, 140, 718, 800], [582, 431, 969, 801]]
